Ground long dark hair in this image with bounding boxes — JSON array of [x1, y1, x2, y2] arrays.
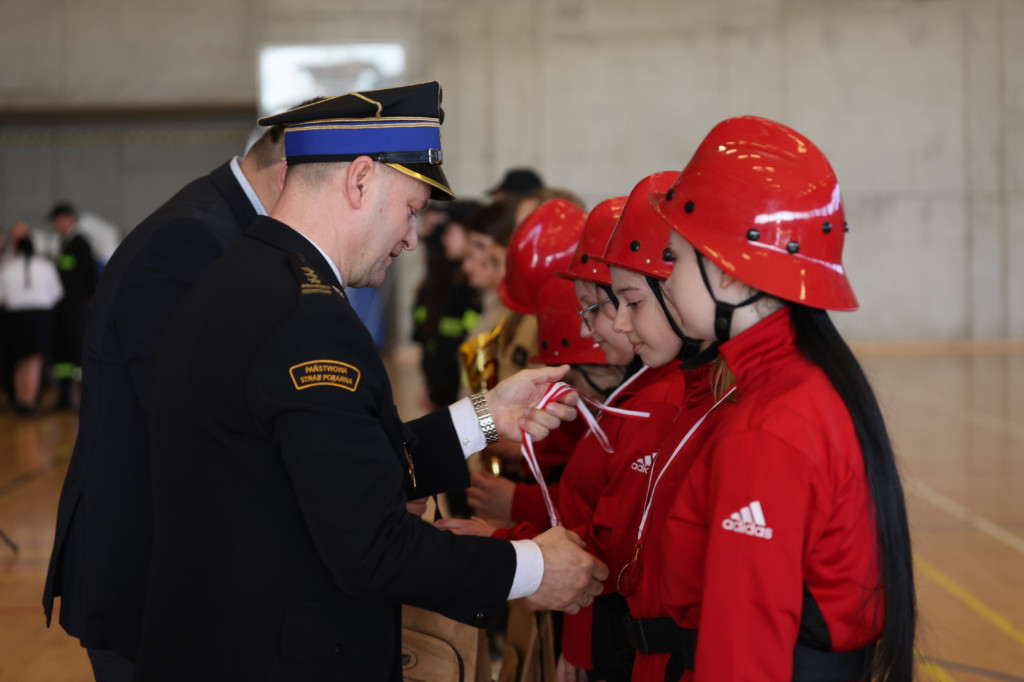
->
[[789, 304, 915, 681], [16, 237, 34, 286]]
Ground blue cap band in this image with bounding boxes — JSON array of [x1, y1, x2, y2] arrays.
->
[[284, 119, 441, 160]]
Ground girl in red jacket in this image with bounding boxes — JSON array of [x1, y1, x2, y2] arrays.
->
[[629, 116, 915, 681]]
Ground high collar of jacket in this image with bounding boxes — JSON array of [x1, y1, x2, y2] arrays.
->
[[245, 215, 343, 289], [718, 305, 798, 388]]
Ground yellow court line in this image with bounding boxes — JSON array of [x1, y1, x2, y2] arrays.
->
[[915, 556, 1024, 648], [916, 649, 957, 682]]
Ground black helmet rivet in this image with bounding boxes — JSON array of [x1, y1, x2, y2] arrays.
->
[[561, 338, 570, 347], [630, 240, 642, 252], [787, 241, 800, 254], [541, 341, 548, 349], [844, 221, 850, 232], [666, 188, 675, 201], [684, 200, 696, 214], [822, 221, 832, 234], [581, 254, 590, 264], [662, 248, 673, 261], [747, 229, 760, 241]]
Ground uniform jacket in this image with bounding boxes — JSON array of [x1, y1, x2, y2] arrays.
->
[[654, 308, 881, 681], [134, 216, 516, 682], [43, 162, 256, 660]]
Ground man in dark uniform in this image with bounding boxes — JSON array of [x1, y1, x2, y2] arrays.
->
[[43, 127, 288, 682], [49, 201, 97, 409], [134, 82, 605, 681]]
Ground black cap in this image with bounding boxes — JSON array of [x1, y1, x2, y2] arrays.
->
[[48, 201, 77, 221], [258, 81, 454, 201], [487, 168, 544, 196], [429, 199, 483, 227]]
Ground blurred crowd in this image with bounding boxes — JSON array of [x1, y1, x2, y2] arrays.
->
[[0, 202, 107, 415]]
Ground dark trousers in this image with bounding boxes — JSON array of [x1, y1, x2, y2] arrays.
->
[[87, 648, 135, 682]]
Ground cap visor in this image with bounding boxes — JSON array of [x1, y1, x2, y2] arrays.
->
[[387, 162, 455, 201]]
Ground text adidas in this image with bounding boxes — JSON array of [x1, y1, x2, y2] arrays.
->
[[631, 453, 655, 474], [721, 500, 773, 540]]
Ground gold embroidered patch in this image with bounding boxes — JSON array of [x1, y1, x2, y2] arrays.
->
[[301, 266, 322, 284], [289, 360, 361, 392], [299, 266, 334, 295]]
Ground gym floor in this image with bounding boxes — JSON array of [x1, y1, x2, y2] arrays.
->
[[1, 343, 1022, 681]]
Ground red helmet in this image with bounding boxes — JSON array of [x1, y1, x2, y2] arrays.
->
[[558, 196, 626, 286], [531, 278, 606, 365], [594, 172, 677, 280], [500, 199, 587, 314], [651, 116, 858, 311]]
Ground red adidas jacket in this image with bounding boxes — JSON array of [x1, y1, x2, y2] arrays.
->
[[559, 363, 700, 669], [649, 308, 882, 682]]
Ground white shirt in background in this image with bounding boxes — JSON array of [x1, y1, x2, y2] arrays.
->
[[0, 255, 64, 311]]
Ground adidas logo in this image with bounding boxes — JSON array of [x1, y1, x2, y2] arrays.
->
[[631, 453, 655, 474], [721, 500, 773, 539]]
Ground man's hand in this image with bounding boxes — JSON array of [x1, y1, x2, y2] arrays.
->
[[486, 365, 578, 443], [433, 516, 497, 537], [405, 497, 429, 518], [466, 471, 515, 522], [527, 526, 607, 614]]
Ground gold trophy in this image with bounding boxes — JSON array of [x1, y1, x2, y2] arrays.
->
[[459, 320, 502, 394], [459, 320, 505, 476]]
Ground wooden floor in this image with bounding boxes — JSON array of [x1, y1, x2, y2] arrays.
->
[[1, 343, 1022, 681]]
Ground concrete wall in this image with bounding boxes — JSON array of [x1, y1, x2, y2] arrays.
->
[[0, 0, 1020, 340]]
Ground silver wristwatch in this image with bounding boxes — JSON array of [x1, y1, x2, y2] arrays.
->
[[470, 392, 500, 444]]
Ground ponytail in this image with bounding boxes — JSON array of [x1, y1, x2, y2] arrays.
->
[[16, 238, 34, 287], [789, 304, 916, 682]]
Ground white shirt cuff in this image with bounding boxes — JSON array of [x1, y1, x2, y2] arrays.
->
[[449, 397, 486, 458], [507, 539, 544, 600]]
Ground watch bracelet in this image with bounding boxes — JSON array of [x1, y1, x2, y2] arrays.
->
[[470, 392, 499, 444]]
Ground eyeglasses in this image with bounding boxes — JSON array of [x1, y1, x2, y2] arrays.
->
[[576, 296, 612, 332]]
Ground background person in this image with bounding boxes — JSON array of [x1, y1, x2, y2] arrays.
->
[[412, 199, 483, 410], [47, 201, 96, 410], [0, 237, 63, 415], [42, 121, 289, 682]]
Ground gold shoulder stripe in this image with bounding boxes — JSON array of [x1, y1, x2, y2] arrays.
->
[[289, 360, 361, 392], [300, 266, 323, 285]]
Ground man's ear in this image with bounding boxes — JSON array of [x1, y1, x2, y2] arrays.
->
[[344, 156, 376, 208], [275, 161, 287, 192]]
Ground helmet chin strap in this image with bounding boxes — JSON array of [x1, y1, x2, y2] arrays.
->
[[644, 275, 703, 361], [695, 248, 763, 342], [574, 364, 617, 399]]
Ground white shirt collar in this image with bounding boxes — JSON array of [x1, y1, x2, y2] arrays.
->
[[229, 156, 268, 216], [296, 233, 344, 287]]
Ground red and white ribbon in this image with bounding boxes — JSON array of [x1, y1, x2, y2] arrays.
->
[[519, 379, 652, 528]]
